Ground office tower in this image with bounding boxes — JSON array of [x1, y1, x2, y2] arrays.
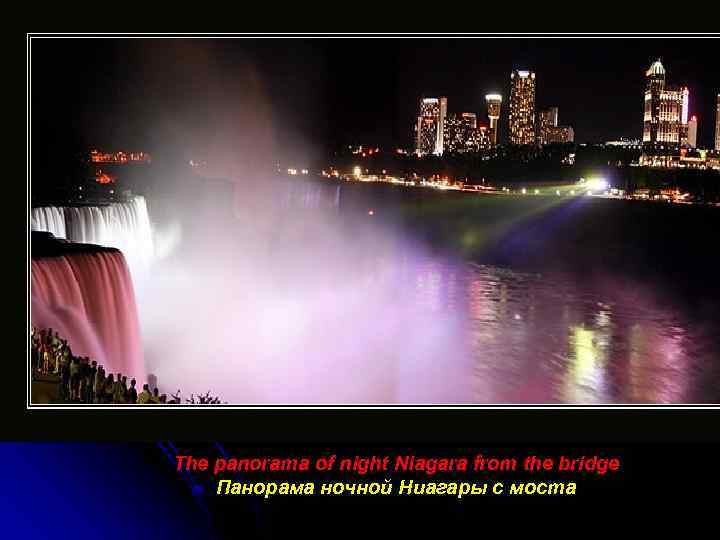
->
[[443, 113, 463, 154], [687, 116, 698, 148], [415, 97, 448, 156], [509, 70, 536, 145], [477, 125, 492, 150], [642, 59, 689, 145], [444, 113, 479, 154], [538, 107, 558, 145], [485, 94, 502, 145], [538, 107, 574, 145], [438, 97, 448, 154]]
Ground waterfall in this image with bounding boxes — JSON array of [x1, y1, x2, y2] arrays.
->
[[31, 206, 66, 239], [31, 196, 154, 273], [31, 239, 144, 380]]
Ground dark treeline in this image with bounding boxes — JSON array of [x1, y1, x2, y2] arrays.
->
[[326, 144, 720, 201], [32, 143, 720, 207], [621, 167, 720, 201]]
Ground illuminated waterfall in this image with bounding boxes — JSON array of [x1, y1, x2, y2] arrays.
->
[[31, 196, 154, 273], [31, 238, 144, 380]]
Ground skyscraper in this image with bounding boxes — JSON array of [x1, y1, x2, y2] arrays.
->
[[642, 59, 689, 145], [538, 107, 558, 145], [687, 116, 698, 148], [508, 70, 536, 145], [476, 125, 492, 150], [444, 112, 478, 154], [538, 107, 574, 145], [716, 94, 720, 151], [415, 97, 448, 156], [485, 94, 502, 146]]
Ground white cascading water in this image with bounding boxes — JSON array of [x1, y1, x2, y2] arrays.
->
[[31, 196, 154, 273], [31, 206, 67, 239]]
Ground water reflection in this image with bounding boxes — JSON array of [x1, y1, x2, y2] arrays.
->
[[411, 259, 715, 404]]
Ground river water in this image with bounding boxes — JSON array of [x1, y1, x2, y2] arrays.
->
[[408, 257, 718, 404]]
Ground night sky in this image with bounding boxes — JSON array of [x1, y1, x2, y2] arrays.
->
[[31, 37, 720, 168]]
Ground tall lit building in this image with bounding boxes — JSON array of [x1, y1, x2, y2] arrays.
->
[[476, 125, 492, 150], [508, 70, 536, 145], [444, 112, 479, 154], [687, 116, 698, 148], [538, 107, 574, 145], [538, 107, 558, 145], [485, 94, 502, 145], [642, 59, 689, 145], [716, 94, 720, 151], [415, 97, 447, 156]]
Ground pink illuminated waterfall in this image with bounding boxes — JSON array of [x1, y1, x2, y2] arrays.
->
[[31, 244, 144, 380]]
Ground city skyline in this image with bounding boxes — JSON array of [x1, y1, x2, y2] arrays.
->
[[413, 65, 580, 155], [31, 38, 720, 169]]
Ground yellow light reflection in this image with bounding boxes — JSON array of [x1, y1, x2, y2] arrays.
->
[[562, 325, 607, 403]]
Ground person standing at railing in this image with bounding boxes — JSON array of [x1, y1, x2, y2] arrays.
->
[[94, 366, 105, 403], [60, 357, 70, 401], [88, 361, 98, 402], [69, 357, 81, 401], [113, 375, 126, 404], [137, 384, 152, 404], [128, 379, 138, 404], [43, 342, 53, 375], [31, 327, 42, 375], [103, 374, 115, 404]]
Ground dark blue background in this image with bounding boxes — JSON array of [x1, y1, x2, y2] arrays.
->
[[0, 443, 217, 539]]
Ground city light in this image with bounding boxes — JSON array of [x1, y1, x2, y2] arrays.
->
[[588, 178, 609, 191], [90, 149, 151, 164]]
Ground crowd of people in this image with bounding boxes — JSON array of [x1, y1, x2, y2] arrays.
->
[[30, 326, 224, 405]]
